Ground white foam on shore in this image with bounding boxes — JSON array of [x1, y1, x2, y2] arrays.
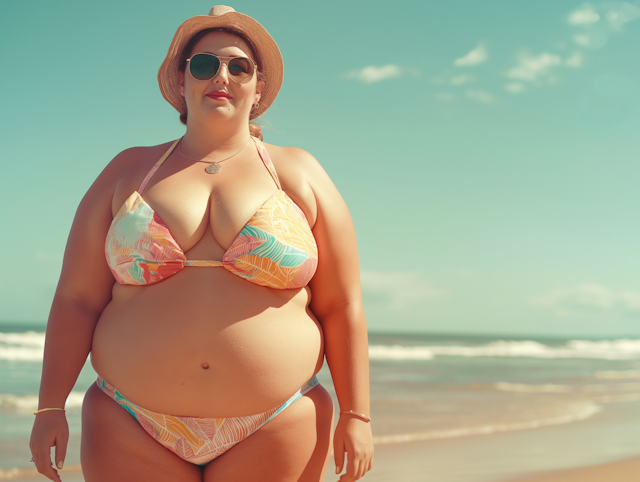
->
[[369, 338, 640, 361], [493, 382, 640, 394], [0, 332, 45, 361], [0, 392, 85, 413], [372, 401, 602, 445]]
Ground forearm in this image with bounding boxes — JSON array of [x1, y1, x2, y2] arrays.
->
[[38, 295, 101, 409], [321, 302, 370, 416]]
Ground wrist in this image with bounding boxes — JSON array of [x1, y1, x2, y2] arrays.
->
[[34, 407, 66, 415], [339, 410, 371, 423]]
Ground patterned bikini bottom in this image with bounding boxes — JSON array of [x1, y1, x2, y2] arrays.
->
[[96, 375, 319, 465]]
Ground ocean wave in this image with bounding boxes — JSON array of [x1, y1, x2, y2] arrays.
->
[[5, 332, 640, 363], [0, 332, 45, 361], [493, 382, 640, 394], [372, 401, 601, 445], [0, 392, 85, 412], [369, 339, 640, 361]]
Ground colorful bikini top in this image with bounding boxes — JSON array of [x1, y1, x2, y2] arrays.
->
[[105, 138, 318, 289]]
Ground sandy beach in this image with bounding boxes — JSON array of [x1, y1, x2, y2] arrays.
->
[[504, 457, 640, 482]]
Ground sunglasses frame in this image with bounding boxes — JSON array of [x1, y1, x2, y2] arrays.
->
[[186, 53, 257, 84]]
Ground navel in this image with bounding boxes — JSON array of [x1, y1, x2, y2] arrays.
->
[[201, 362, 210, 369]]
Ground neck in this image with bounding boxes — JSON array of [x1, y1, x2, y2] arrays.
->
[[181, 117, 252, 159]]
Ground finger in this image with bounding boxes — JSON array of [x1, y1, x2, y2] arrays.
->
[[33, 449, 61, 482], [333, 436, 345, 474], [54, 433, 68, 470], [346, 452, 361, 482]]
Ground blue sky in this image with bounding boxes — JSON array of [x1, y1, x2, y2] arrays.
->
[[1, 0, 639, 337]]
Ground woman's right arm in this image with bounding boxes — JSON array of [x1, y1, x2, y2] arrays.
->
[[29, 149, 135, 481]]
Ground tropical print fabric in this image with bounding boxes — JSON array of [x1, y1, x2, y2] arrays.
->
[[104, 137, 318, 288], [96, 376, 319, 465]]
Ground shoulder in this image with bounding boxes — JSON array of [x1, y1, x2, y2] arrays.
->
[[87, 140, 178, 215], [262, 143, 323, 178], [105, 141, 176, 180]]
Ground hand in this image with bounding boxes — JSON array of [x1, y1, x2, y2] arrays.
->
[[334, 415, 374, 481], [29, 411, 69, 482]]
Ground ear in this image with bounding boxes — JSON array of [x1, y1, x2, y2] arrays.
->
[[254, 80, 265, 103]]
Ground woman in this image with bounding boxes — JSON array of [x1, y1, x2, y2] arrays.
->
[[29, 6, 373, 482]]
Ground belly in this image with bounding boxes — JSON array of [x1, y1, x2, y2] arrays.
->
[[91, 269, 324, 417]]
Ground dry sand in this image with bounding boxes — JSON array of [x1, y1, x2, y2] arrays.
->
[[503, 457, 640, 482]]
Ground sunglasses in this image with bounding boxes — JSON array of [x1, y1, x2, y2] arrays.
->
[[186, 53, 257, 84]]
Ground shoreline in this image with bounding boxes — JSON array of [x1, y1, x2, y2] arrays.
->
[[503, 457, 640, 482]]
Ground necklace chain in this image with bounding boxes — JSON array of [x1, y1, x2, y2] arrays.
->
[[178, 137, 251, 174]]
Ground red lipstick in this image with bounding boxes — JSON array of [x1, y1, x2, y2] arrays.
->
[[206, 90, 231, 100]]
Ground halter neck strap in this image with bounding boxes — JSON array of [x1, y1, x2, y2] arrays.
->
[[138, 139, 180, 194]]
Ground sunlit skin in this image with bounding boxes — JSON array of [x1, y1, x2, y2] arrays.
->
[[30, 31, 373, 482]]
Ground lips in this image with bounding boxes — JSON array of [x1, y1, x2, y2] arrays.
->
[[206, 90, 231, 100]]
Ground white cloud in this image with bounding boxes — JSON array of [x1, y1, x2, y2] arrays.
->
[[454, 44, 488, 67], [505, 83, 526, 93], [573, 33, 592, 46], [506, 52, 562, 82], [565, 51, 584, 67], [568, 4, 601, 25], [605, 2, 640, 30], [450, 74, 476, 85], [347, 65, 401, 84], [361, 271, 446, 310], [465, 90, 494, 103], [435, 92, 456, 102], [532, 284, 640, 317], [567, 3, 640, 49]]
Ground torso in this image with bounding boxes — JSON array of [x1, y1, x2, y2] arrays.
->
[[90, 140, 324, 417]]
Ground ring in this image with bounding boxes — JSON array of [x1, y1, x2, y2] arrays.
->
[[30, 457, 34, 462]]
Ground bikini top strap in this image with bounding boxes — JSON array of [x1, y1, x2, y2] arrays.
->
[[252, 137, 282, 190], [138, 139, 181, 194]]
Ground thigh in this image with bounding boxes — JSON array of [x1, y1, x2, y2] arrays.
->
[[203, 383, 334, 482], [81, 383, 202, 482]]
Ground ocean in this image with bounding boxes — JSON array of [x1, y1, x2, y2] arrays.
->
[[2, 321, 640, 480]]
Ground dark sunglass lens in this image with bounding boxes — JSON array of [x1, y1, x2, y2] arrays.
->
[[228, 58, 253, 83], [190, 54, 219, 80]]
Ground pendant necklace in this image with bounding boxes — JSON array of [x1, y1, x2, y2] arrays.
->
[[178, 137, 251, 174]]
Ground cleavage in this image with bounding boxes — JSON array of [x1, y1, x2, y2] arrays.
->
[[144, 183, 278, 260]]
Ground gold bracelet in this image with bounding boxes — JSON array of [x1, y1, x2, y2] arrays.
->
[[340, 410, 371, 423], [34, 408, 66, 415]]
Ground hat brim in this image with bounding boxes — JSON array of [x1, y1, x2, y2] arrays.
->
[[158, 11, 283, 120]]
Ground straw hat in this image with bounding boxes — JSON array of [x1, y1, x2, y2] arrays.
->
[[158, 5, 283, 120]]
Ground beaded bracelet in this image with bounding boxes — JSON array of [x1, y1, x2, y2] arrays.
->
[[34, 408, 66, 415], [340, 410, 371, 423]]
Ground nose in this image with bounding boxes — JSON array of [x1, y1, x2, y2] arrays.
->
[[212, 62, 229, 85]]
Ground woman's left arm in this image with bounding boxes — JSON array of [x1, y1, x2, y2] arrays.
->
[[276, 145, 373, 482]]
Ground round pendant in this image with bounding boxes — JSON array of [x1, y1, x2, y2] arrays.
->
[[205, 163, 221, 174]]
